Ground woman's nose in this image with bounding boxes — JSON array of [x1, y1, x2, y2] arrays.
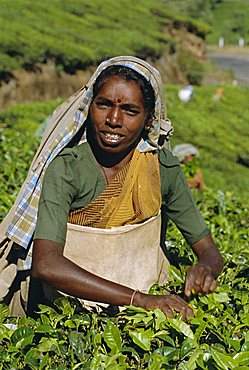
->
[[106, 106, 122, 127]]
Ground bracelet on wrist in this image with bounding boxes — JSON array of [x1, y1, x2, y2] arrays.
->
[[130, 289, 140, 306]]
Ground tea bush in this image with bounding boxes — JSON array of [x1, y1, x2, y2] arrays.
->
[[176, 49, 204, 85], [167, 84, 249, 203], [205, 0, 249, 45], [165, 0, 249, 46], [0, 0, 210, 76], [0, 188, 248, 368]]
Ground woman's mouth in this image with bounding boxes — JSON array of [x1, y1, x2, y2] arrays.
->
[[101, 131, 125, 145]]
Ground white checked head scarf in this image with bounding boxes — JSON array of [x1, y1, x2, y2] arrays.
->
[[5, 56, 173, 259], [76, 56, 173, 151]]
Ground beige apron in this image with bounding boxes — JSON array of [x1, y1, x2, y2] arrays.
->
[[1, 213, 169, 315], [56, 212, 169, 308]]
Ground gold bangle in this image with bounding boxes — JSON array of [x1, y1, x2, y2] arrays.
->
[[130, 289, 139, 306]]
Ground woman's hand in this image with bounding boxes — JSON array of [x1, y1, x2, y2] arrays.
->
[[184, 263, 217, 297], [133, 292, 194, 320], [186, 234, 224, 297]]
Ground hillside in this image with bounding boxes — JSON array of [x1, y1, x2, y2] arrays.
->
[[167, 84, 249, 202], [1, 0, 248, 108], [206, 0, 249, 46], [0, 0, 210, 74], [0, 0, 211, 107], [165, 0, 249, 46]]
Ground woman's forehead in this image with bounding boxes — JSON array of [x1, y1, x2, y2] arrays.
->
[[95, 76, 144, 103], [99, 73, 140, 84]]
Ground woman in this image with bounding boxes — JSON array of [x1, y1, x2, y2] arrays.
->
[[172, 143, 205, 191], [0, 56, 223, 318]]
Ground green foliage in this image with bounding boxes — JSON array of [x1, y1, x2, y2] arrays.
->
[[0, 187, 248, 368], [161, 0, 215, 32], [167, 187, 248, 268], [205, 0, 249, 45], [167, 84, 249, 203], [177, 49, 204, 85], [0, 99, 63, 220], [0, 0, 210, 75], [180, 156, 201, 179], [164, 0, 249, 46], [185, 0, 218, 24], [0, 52, 19, 75]]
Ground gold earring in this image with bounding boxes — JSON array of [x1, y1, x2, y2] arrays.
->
[[145, 123, 152, 131], [145, 117, 153, 131]]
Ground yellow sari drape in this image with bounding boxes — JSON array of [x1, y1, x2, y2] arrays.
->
[[68, 150, 161, 228]]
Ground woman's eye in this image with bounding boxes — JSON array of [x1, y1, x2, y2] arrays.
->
[[96, 102, 109, 109], [124, 108, 139, 115]]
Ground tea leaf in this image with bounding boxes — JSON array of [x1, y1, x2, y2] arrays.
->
[[130, 329, 153, 351], [169, 319, 194, 339], [103, 321, 122, 352], [211, 349, 237, 369]]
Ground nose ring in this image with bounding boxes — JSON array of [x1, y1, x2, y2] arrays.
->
[[106, 117, 110, 123]]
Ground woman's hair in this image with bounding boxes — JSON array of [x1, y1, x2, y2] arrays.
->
[[92, 65, 155, 119]]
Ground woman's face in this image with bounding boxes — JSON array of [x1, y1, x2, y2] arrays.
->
[[89, 75, 150, 154]]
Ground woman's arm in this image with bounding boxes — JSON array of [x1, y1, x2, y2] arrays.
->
[[159, 152, 223, 296], [184, 234, 224, 296], [32, 239, 134, 306], [32, 239, 193, 319]]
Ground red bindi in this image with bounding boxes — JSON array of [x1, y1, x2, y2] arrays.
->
[[117, 99, 121, 104]]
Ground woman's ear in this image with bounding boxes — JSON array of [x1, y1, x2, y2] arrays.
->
[[144, 116, 153, 131]]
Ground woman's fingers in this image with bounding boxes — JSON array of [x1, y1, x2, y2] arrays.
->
[[164, 295, 194, 318], [202, 274, 217, 293], [159, 303, 174, 319], [185, 263, 217, 296], [184, 265, 197, 296], [141, 294, 194, 319]]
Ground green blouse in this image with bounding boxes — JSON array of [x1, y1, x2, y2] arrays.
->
[[34, 142, 209, 246]]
